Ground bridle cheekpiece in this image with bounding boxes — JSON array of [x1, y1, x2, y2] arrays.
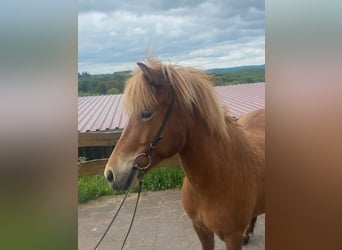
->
[[133, 91, 175, 172]]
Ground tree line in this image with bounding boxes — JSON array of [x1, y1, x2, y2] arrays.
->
[[78, 71, 131, 96], [78, 67, 265, 96]]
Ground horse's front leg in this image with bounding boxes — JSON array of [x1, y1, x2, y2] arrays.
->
[[192, 222, 214, 250], [225, 231, 244, 250]]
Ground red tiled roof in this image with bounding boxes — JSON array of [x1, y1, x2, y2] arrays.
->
[[78, 82, 265, 132]]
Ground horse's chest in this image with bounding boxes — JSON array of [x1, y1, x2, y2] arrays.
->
[[202, 205, 231, 227], [181, 179, 243, 236], [183, 193, 242, 240], [195, 206, 234, 241], [187, 198, 232, 230]]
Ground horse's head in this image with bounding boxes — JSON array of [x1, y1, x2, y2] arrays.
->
[[104, 61, 187, 191]]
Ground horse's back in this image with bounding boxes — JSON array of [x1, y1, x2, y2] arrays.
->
[[237, 108, 265, 133]]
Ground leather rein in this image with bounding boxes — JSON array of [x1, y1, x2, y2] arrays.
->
[[94, 92, 175, 249]]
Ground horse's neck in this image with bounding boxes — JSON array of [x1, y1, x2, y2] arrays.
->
[[179, 119, 250, 193]]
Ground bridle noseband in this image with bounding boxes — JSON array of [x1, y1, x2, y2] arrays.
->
[[133, 91, 175, 172]]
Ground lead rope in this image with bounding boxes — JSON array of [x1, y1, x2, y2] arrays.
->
[[120, 176, 143, 249], [93, 189, 128, 249], [95, 91, 175, 249], [93, 173, 144, 250]]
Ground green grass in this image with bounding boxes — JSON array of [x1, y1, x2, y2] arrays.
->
[[78, 166, 184, 203]]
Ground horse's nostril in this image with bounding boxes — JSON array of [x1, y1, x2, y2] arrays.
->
[[106, 170, 114, 183]]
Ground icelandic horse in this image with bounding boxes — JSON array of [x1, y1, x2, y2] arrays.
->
[[104, 57, 265, 250]]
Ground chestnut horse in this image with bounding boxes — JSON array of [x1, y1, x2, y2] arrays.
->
[[104, 57, 264, 250]]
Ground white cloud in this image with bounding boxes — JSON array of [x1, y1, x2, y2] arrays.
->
[[78, 0, 265, 74]]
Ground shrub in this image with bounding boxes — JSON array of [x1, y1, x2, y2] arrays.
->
[[78, 166, 184, 203]]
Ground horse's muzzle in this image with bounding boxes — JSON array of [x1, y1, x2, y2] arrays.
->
[[105, 167, 140, 191]]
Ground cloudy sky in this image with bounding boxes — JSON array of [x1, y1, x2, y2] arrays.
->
[[78, 0, 264, 74]]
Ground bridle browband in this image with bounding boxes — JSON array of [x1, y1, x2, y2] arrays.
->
[[94, 91, 175, 250]]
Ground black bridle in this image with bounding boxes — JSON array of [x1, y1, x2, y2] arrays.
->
[[133, 91, 175, 171], [94, 92, 175, 250]]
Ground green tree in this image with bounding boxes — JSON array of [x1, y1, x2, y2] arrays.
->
[[108, 88, 120, 94], [95, 83, 106, 94]]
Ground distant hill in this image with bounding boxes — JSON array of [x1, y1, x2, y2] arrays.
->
[[78, 65, 265, 96], [207, 64, 265, 73]]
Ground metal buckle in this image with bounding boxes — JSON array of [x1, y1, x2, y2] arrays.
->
[[133, 153, 152, 170]]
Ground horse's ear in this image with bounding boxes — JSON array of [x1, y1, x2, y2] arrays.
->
[[137, 62, 160, 87]]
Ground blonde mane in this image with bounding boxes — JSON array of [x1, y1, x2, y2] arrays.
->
[[124, 56, 229, 138]]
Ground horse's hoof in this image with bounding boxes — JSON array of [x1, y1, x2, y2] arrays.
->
[[243, 235, 250, 245]]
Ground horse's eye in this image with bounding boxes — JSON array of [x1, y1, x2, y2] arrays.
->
[[141, 111, 153, 121]]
